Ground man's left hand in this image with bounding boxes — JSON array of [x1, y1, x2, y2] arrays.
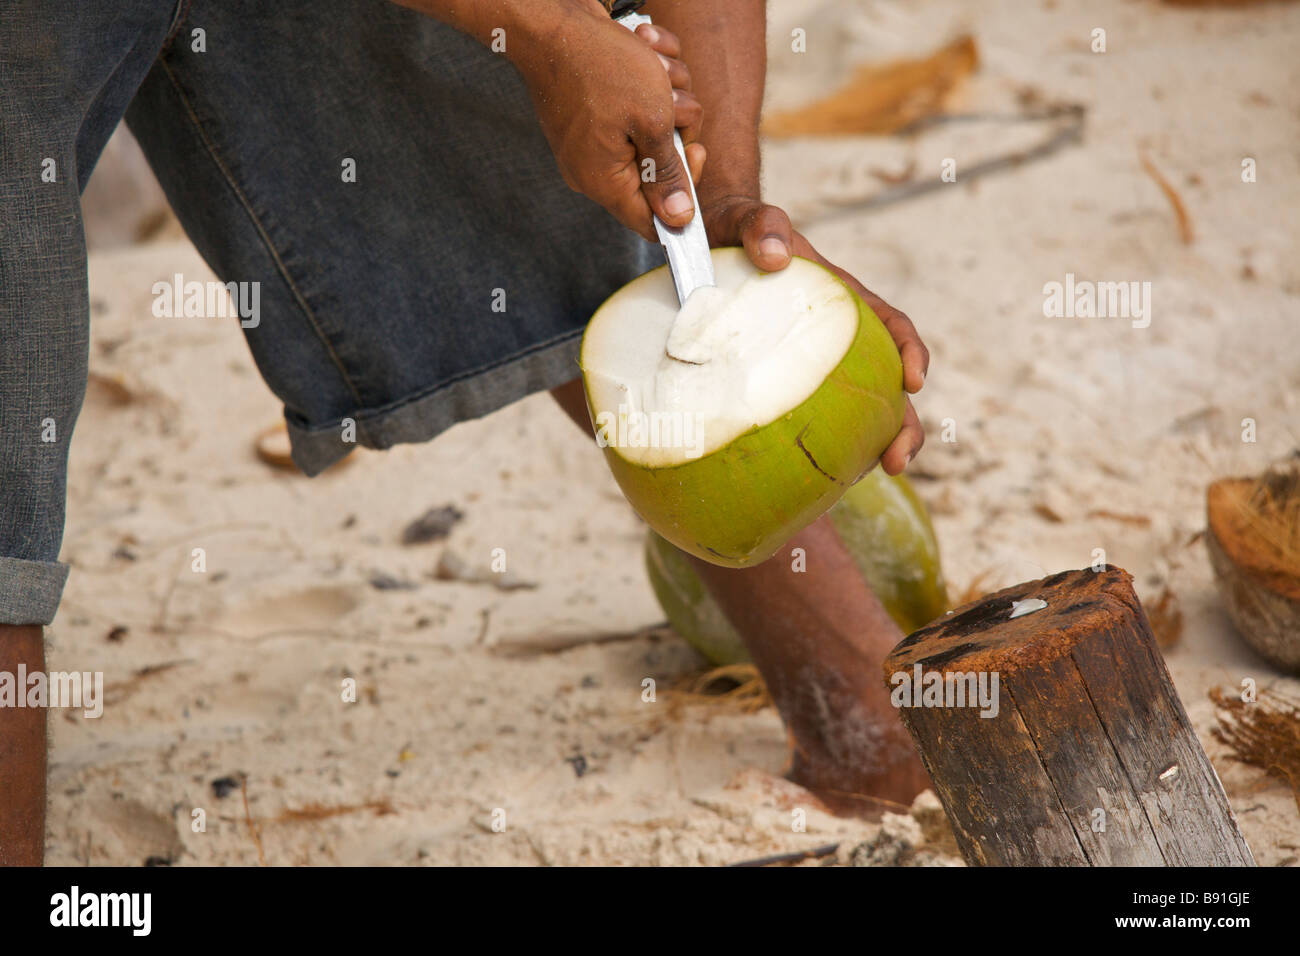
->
[[701, 197, 929, 477]]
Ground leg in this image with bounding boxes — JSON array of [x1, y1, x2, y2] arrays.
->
[[685, 521, 930, 810], [552, 377, 928, 810], [550, 378, 593, 432], [0, 0, 178, 865], [0, 627, 46, 866]]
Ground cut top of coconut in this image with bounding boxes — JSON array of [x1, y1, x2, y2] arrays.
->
[[581, 248, 860, 468]]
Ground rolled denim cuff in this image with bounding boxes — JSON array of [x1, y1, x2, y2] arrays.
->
[[0, 556, 70, 626]]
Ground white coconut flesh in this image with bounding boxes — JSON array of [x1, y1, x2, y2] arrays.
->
[[582, 249, 859, 468]]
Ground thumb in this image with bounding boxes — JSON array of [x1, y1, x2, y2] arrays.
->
[[632, 124, 696, 228]]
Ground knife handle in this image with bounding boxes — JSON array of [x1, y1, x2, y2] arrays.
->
[[602, 0, 647, 17]]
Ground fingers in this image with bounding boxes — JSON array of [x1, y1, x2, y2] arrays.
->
[[897, 337, 930, 394], [791, 239, 928, 468], [635, 22, 682, 60], [636, 24, 691, 91], [658, 54, 691, 92], [610, 141, 702, 241], [810, 254, 930, 394], [673, 89, 703, 145], [734, 203, 795, 271], [625, 23, 701, 228], [703, 199, 800, 269], [879, 399, 924, 476], [586, 156, 659, 242], [611, 185, 660, 243], [685, 142, 707, 185], [630, 121, 695, 228], [860, 290, 930, 393]]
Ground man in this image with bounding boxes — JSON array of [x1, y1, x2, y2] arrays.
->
[[0, 0, 930, 865]]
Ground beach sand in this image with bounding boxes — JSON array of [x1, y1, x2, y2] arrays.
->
[[48, 0, 1300, 865]]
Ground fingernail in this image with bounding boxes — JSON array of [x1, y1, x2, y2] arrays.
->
[[657, 53, 673, 72], [903, 452, 913, 468], [759, 236, 789, 260], [642, 26, 661, 42], [664, 191, 693, 218]]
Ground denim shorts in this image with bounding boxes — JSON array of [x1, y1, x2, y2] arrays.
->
[[0, 0, 659, 625]]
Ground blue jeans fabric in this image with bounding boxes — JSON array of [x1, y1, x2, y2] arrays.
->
[[0, 0, 658, 625]]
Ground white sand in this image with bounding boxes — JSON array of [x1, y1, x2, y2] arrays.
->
[[46, 0, 1299, 865]]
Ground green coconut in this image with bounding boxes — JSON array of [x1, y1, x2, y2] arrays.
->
[[645, 468, 950, 666], [581, 247, 905, 568]]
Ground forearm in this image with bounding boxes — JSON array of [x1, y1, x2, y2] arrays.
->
[[391, 0, 600, 73], [643, 0, 766, 204]]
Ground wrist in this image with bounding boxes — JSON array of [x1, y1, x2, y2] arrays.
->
[[500, 1, 610, 82], [699, 188, 761, 212], [696, 143, 761, 212], [699, 191, 762, 238]]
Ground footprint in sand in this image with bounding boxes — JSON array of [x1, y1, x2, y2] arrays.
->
[[91, 798, 186, 866], [214, 586, 360, 638]]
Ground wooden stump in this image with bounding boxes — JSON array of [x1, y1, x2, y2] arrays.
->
[[883, 566, 1255, 866]]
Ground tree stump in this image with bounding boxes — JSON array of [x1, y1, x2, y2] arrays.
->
[[883, 566, 1255, 866]]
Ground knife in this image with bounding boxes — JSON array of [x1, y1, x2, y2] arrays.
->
[[605, 0, 716, 307]]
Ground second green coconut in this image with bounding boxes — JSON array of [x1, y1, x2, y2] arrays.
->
[[645, 468, 950, 666]]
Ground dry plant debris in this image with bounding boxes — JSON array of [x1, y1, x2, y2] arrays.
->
[[763, 35, 979, 137], [1211, 686, 1300, 814]]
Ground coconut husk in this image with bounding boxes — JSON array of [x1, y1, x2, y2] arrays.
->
[[1163, 0, 1297, 6], [1210, 686, 1300, 815], [1206, 460, 1300, 672], [254, 422, 299, 470], [255, 421, 355, 472], [663, 663, 773, 717], [763, 35, 979, 138], [1148, 586, 1185, 649]]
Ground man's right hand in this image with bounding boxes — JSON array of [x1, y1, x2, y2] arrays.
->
[[507, 4, 706, 241]]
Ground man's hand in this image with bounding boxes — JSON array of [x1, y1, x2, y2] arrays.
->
[[704, 197, 930, 476], [509, 6, 706, 241], [401, 1, 922, 470]]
